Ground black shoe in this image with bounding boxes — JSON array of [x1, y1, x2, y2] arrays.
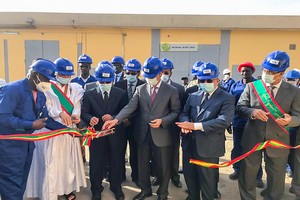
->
[[256, 179, 264, 188], [229, 171, 239, 180], [114, 191, 125, 200], [289, 187, 295, 194], [171, 179, 182, 188], [92, 194, 101, 200], [260, 189, 266, 197], [214, 190, 221, 200], [133, 191, 152, 200], [151, 177, 160, 186]]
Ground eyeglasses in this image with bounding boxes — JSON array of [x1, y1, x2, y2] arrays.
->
[[199, 79, 213, 83], [80, 65, 90, 69], [125, 72, 137, 76], [287, 78, 296, 81], [163, 71, 170, 75]]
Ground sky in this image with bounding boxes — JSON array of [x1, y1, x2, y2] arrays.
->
[[1, 0, 300, 15]]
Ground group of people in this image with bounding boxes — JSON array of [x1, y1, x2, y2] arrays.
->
[[0, 50, 300, 200]]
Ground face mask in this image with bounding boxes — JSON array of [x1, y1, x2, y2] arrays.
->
[[99, 83, 112, 92], [223, 74, 230, 80], [199, 83, 215, 93], [262, 73, 275, 84], [57, 76, 70, 85], [126, 75, 137, 83], [146, 78, 158, 86], [33, 75, 51, 93], [161, 74, 170, 82]]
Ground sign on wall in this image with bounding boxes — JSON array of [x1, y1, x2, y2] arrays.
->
[[160, 43, 198, 52]]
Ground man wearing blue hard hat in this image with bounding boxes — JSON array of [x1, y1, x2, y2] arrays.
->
[[112, 56, 125, 84], [0, 59, 66, 200], [71, 54, 97, 88], [187, 61, 205, 88], [81, 63, 127, 200], [177, 62, 235, 200], [159, 58, 185, 188], [285, 69, 300, 87], [114, 58, 145, 186], [25, 58, 86, 200], [237, 51, 300, 199], [102, 56, 181, 200]]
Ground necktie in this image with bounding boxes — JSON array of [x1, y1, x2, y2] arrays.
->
[[201, 93, 209, 106], [104, 91, 109, 103], [268, 86, 275, 97], [128, 83, 134, 99], [151, 87, 157, 104]]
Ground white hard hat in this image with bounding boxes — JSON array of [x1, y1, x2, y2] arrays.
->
[[223, 69, 231, 75]]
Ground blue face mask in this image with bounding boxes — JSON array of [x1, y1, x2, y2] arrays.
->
[[126, 75, 137, 83], [199, 83, 215, 93], [99, 83, 112, 92], [57, 76, 70, 85]]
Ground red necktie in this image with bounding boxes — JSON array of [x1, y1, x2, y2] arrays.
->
[[151, 87, 157, 104]]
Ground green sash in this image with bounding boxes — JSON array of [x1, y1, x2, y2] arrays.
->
[[51, 83, 74, 116], [250, 80, 288, 134]]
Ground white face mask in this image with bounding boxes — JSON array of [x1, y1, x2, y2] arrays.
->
[[146, 78, 158, 86], [262, 72, 275, 84], [223, 74, 230, 81], [33, 75, 51, 93], [57, 76, 70, 85], [199, 83, 215, 93], [161, 74, 170, 82], [99, 83, 112, 92]]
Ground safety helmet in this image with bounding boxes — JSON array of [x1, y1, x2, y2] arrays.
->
[[285, 69, 300, 79], [223, 69, 231, 75], [262, 50, 290, 72], [54, 58, 75, 76], [98, 60, 113, 68], [78, 54, 92, 64], [142, 56, 163, 79], [124, 59, 141, 72], [238, 61, 256, 73], [94, 63, 115, 82], [30, 58, 57, 80], [192, 61, 205, 76], [197, 62, 220, 80], [161, 58, 174, 69], [111, 56, 125, 65]]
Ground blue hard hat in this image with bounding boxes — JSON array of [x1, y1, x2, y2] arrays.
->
[[142, 56, 163, 79], [98, 60, 113, 68], [192, 61, 205, 76], [262, 50, 290, 72], [197, 62, 220, 80], [124, 59, 141, 71], [78, 54, 93, 64], [161, 58, 174, 69], [285, 69, 300, 79], [94, 63, 115, 82], [30, 58, 57, 80], [54, 58, 75, 76], [111, 56, 125, 65]]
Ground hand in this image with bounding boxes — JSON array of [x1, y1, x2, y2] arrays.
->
[[149, 119, 163, 128], [276, 113, 291, 126], [71, 114, 80, 124], [176, 121, 194, 134], [32, 118, 47, 130], [251, 109, 269, 122], [102, 119, 119, 130], [90, 117, 99, 126], [59, 111, 72, 126], [123, 118, 132, 127], [102, 114, 113, 122]]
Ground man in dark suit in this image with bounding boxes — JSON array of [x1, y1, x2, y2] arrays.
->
[[112, 56, 125, 84], [177, 62, 235, 200], [103, 56, 181, 200], [81, 63, 127, 200], [114, 58, 145, 185], [237, 51, 300, 200], [159, 58, 185, 188]]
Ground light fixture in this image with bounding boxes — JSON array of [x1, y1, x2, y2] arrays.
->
[[1, 31, 19, 35]]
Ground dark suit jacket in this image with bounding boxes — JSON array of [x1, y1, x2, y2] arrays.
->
[[236, 80, 300, 157], [115, 81, 181, 147], [179, 87, 235, 158], [81, 86, 128, 131]]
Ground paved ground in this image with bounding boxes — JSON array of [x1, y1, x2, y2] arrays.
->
[[29, 132, 296, 200]]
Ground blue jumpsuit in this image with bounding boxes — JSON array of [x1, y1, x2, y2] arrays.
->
[[229, 79, 262, 179], [0, 78, 65, 200], [221, 78, 235, 92], [71, 75, 97, 88]]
